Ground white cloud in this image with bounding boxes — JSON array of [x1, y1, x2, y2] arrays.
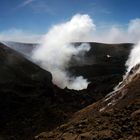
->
[[91, 18, 140, 43], [19, 0, 36, 7], [31, 14, 140, 90], [0, 29, 42, 43], [29, 0, 53, 14], [32, 14, 93, 90], [1, 14, 140, 44], [17, 0, 54, 15], [1, 14, 140, 90]]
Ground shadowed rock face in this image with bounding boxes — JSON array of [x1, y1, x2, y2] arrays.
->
[[5, 42, 133, 96], [36, 62, 140, 140], [70, 42, 132, 78], [0, 43, 93, 140], [0, 43, 54, 140], [0, 42, 133, 140], [69, 42, 133, 100]]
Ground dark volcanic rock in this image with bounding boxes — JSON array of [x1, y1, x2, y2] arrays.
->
[[36, 64, 140, 140], [70, 42, 132, 78], [0, 43, 92, 140], [0, 43, 54, 139], [0, 42, 133, 140], [69, 42, 133, 101]]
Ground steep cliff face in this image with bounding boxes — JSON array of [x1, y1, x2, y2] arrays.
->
[[36, 64, 140, 140]]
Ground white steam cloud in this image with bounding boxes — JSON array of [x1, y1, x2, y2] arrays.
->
[[32, 14, 95, 90], [126, 41, 140, 73], [1, 16, 140, 44], [0, 29, 42, 43], [92, 18, 140, 43], [1, 14, 140, 90]]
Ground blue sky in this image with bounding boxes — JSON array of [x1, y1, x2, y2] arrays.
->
[[0, 0, 140, 34]]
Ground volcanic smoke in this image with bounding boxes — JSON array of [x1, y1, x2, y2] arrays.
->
[[32, 14, 95, 90]]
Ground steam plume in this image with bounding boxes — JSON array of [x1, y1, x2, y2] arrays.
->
[[126, 41, 140, 73], [2, 14, 140, 90], [1, 18, 140, 44], [32, 14, 95, 90]]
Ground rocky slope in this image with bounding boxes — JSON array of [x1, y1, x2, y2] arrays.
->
[[0, 42, 133, 140], [0, 43, 91, 140], [0, 42, 53, 140], [36, 64, 140, 140]]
